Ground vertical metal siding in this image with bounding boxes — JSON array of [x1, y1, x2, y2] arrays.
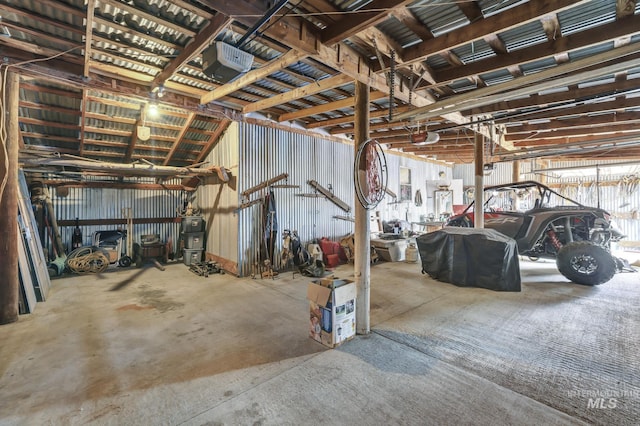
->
[[204, 124, 640, 275], [231, 123, 452, 276], [46, 179, 183, 258], [453, 161, 514, 186], [196, 122, 240, 270]]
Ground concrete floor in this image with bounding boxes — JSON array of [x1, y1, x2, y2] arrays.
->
[[0, 257, 638, 425]]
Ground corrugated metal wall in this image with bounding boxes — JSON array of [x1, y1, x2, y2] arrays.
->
[[452, 161, 514, 186], [234, 124, 356, 277], [453, 159, 640, 240], [224, 123, 451, 277], [196, 122, 240, 269], [42, 178, 184, 259]]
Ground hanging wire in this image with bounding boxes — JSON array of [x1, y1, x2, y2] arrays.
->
[[388, 50, 395, 122], [0, 45, 84, 203], [354, 139, 388, 209], [241, 0, 306, 47]]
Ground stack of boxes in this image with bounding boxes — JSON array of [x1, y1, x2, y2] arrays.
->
[[181, 216, 205, 265]]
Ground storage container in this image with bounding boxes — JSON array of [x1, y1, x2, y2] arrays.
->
[[181, 216, 204, 233], [184, 232, 204, 249], [405, 243, 419, 263], [183, 248, 203, 266]]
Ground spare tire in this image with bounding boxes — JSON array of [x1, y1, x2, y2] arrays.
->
[[556, 241, 616, 286]]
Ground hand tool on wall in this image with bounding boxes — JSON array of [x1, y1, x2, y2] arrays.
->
[[307, 180, 351, 212]]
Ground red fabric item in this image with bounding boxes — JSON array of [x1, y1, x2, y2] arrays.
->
[[319, 237, 335, 263], [326, 253, 340, 268]]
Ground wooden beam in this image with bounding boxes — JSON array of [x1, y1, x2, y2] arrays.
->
[[390, 6, 433, 41], [201, 49, 307, 104], [79, 91, 88, 155], [354, 80, 370, 333], [57, 217, 185, 226], [395, 43, 640, 122], [329, 120, 413, 134], [207, 0, 436, 111], [19, 117, 80, 130], [125, 105, 145, 163], [0, 37, 83, 65], [11, 58, 229, 119], [164, 113, 196, 166], [84, 0, 95, 77], [0, 1, 85, 35], [243, 74, 352, 113], [195, 119, 232, 164], [305, 105, 413, 129], [370, 129, 413, 139], [198, 0, 318, 55], [0, 71, 20, 324], [403, 0, 590, 65], [506, 123, 640, 142], [427, 14, 640, 90], [20, 83, 82, 98], [466, 77, 640, 115], [496, 97, 640, 124], [456, 0, 483, 22], [22, 133, 80, 143], [20, 155, 231, 181], [278, 91, 387, 122], [18, 100, 80, 116], [321, 0, 414, 45], [0, 20, 80, 51], [89, 61, 155, 83], [152, 13, 232, 88], [505, 112, 640, 134]]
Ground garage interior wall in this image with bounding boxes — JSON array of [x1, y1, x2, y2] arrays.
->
[[196, 122, 241, 274], [454, 161, 640, 241], [45, 180, 184, 256], [196, 122, 451, 277]]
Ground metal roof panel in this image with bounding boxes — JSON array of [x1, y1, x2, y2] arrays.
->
[[498, 20, 548, 52], [410, 0, 469, 37], [558, 0, 617, 36]]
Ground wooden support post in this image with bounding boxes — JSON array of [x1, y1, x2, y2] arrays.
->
[[512, 160, 520, 183], [354, 81, 371, 335], [0, 71, 20, 324], [474, 131, 484, 229]]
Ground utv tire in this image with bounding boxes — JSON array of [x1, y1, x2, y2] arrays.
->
[[556, 241, 616, 286]]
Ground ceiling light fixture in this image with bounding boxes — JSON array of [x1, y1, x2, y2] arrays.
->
[[148, 103, 158, 117]]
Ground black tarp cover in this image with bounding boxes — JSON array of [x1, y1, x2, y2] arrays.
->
[[416, 227, 521, 292]]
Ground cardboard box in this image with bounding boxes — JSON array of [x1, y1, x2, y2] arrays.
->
[[307, 277, 356, 348]]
